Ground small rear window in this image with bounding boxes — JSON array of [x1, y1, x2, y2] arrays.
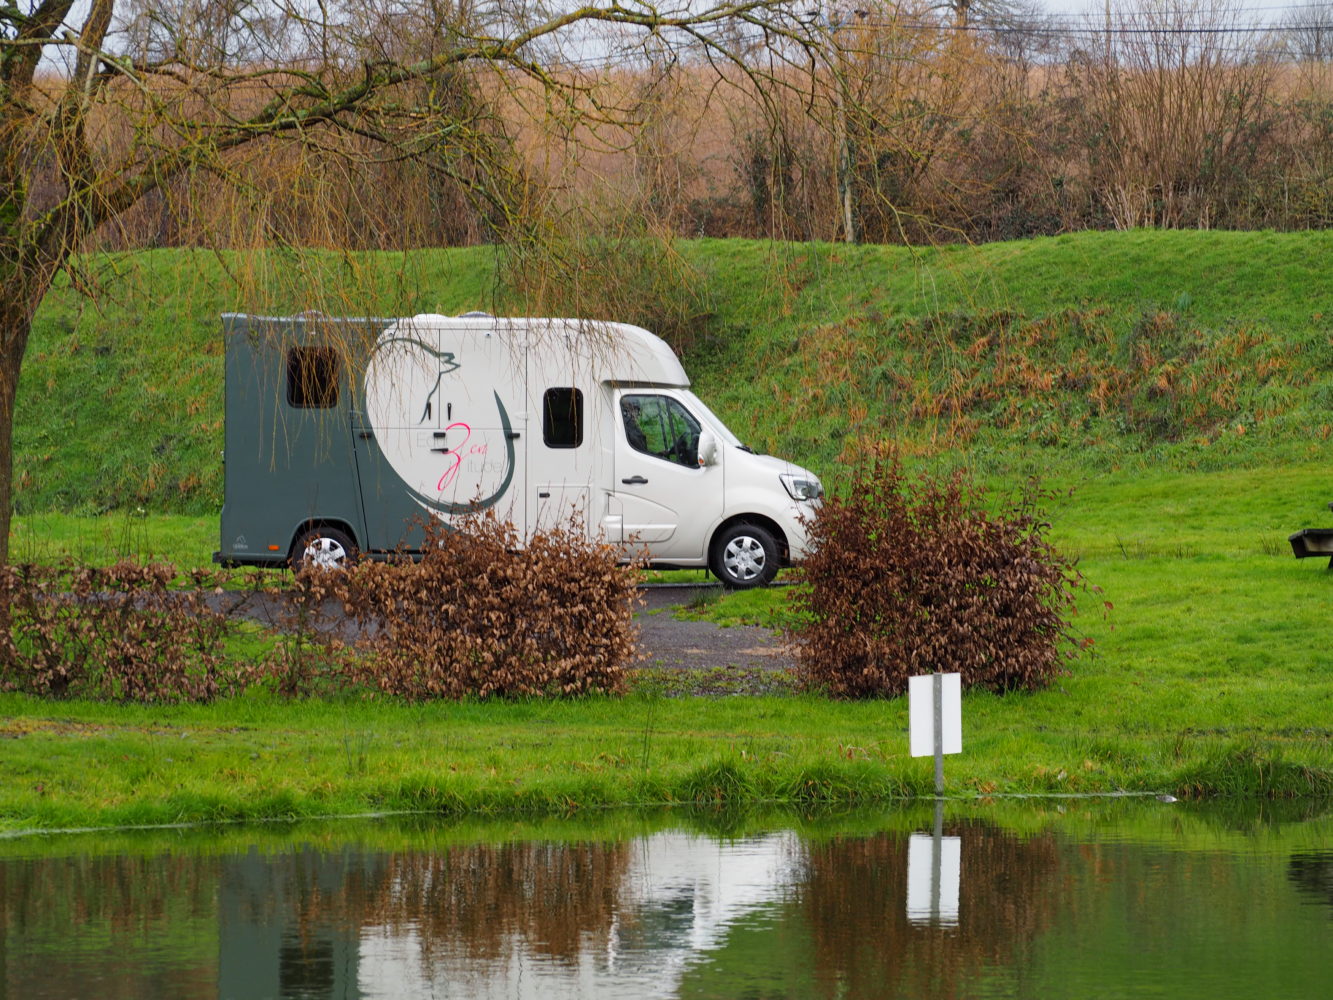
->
[[286, 347, 340, 409], [543, 387, 583, 448]]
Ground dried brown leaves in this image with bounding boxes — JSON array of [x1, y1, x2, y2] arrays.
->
[[0, 561, 233, 702], [0, 515, 641, 703], [791, 456, 1093, 698], [285, 514, 640, 701]]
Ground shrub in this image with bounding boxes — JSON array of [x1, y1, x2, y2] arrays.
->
[[246, 567, 353, 698], [322, 514, 640, 700], [790, 457, 1092, 698], [0, 515, 640, 704], [0, 561, 234, 702]]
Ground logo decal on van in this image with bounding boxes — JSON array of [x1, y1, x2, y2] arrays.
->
[[409, 390, 516, 515], [376, 335, 461, 425], [364, 333, 516, 516]]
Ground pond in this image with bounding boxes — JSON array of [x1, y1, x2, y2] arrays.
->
[[2, 799, 1329, 999]]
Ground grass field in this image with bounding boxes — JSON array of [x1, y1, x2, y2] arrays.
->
[[9, 461, 1330, 832], [19, 230, 1333, 515], [5, 231, 1333, 831]]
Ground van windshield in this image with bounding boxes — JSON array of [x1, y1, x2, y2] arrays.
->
[[680, 391, 744, 449]]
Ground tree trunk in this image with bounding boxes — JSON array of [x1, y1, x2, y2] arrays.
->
[[0, 300, 32, 569], [0, 248, 64, 569]]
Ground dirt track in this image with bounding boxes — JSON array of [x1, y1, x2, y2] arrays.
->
[[218, 583, 796, 673], [635, 585, 794, 672]]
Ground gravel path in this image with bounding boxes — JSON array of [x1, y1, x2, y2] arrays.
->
[[635, 585, 794, 672], [215, 584, 797, 674]]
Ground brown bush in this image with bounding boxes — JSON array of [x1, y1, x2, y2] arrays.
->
[[246, 567, 355, 699], [791, 457, 1093, 698], [320, 514, 639, 700], [0, 561, 234, 702], [0, 516, 639, 703]]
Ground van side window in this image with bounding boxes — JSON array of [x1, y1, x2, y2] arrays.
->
[[286, 347, 341, 409], [621, 394, 701, 468], [543, 387, 583, 448]]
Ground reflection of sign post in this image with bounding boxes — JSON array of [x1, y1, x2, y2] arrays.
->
[[907, 796, 961, 926], [909, 672, 962, 796]]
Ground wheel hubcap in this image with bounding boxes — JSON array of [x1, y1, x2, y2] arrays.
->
[[304, 537, 346, 569], [723, 535, 766, 581]]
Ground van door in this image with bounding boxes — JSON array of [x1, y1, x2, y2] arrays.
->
[[528, 385, 594, 537], [435, 327, 526, 529], [356, 326, 446, 551], [612, 390, 722, 564]]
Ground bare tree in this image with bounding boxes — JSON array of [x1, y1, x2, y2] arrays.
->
[[1059, 0, 1278, 230], [1282, 4, 1333, 62], [115, 0, 291, 66], [968, 0, 1054, 64], [932, 0, 1039, 32], [820, 1, 1004, 244], [0, 0, 820, 565]]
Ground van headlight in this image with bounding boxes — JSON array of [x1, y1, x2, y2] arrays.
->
[[780, 473, 823, 502]]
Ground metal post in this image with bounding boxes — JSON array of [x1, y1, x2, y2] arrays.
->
[[933, 671, 945, 796], [930, 796, 944, 921]]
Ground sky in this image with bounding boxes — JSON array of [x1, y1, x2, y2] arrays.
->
[[1038, 0, 1308, 20]]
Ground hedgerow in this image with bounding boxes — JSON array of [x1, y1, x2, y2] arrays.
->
[[0, 561, 234, 702], [316, 515, 639, 700], [0, 515, 641, 702]]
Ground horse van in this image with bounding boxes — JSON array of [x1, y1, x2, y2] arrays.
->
[[215, 313, 822, 587]]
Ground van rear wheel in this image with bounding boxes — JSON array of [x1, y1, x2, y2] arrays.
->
[[292, 526, 357, 572], [710, 523, 779, 589]]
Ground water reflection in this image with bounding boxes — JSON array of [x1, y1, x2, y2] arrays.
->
[[2, 802, 1330, 1000], [0, 852, 219, 998], [797, 821, 1061, 1000], [1288, 852, 1333, 913], [357, 832, 801, 999]]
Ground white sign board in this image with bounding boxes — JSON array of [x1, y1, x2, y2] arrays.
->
[[908, 672, 963, 758], [906, 832, 962, 926]]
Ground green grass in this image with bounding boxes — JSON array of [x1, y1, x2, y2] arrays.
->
[[7, 231, 1333, 829], [696, 461, 1333, 749], [680, 232, 1333, 480], [20, 231, 1333, 514], [8, 450, 1333, 828], [10, 511, 220, 567], [2, 665, 1328, 834], [4, 794, 1328, 867], [687, 230, 1333, 334]]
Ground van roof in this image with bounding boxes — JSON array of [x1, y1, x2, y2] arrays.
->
[[396, 314, 689, 388], [220, 312, 690, 387]]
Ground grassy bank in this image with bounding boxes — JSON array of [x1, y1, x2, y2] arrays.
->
[[6, 794, 1330, 859], [3, 679, 1329, 835], [5, 454, 1333, 831], [6, 231, 1333, 828], [18, 231, 1333, 515]]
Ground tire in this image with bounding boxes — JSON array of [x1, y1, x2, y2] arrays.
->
[[291, 526, 357, 572], [709, 523, 779, 589]]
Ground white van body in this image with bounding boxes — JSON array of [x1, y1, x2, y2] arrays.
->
[[217, 313, 822, 587]]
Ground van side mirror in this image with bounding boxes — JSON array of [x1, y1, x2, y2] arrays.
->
[[697, 429, 718, 467]]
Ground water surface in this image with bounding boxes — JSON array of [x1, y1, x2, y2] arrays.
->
[[2, 800, 1329, 999]]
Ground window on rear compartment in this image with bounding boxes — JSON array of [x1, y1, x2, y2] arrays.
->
[[543, 387, 583, 448]]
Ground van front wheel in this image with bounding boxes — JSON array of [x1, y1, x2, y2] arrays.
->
[[292, 526, 357, 572], [710, 523, 779, 589]]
